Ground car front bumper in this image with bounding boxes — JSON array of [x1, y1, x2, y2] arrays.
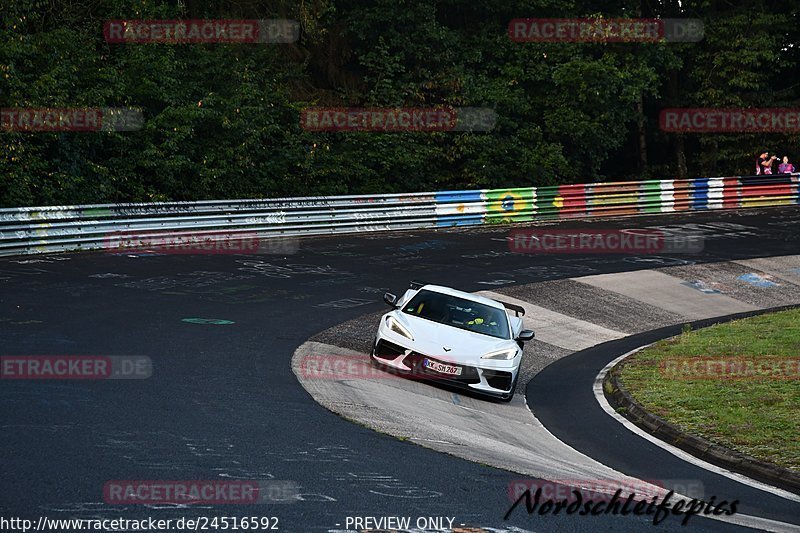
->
[[370, 337, 518, 398]]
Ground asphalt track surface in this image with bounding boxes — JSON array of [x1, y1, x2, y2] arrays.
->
[[528, 314, 800, 528], [1, 207, 799, 532]]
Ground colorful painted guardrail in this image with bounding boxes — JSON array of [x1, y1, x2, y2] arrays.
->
[[0, 174, 797, 256], [436, 174, 799, 226]]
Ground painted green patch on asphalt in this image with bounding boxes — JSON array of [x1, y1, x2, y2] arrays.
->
[[181, 318, 235, 325], [617, 308, 800, 472]]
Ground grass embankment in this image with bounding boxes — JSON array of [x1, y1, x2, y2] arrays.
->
[[617, 308, 800, 472]]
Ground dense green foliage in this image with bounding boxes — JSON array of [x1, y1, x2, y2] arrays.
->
[[1, 0, 798, 206]]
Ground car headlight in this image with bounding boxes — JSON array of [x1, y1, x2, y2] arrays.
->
[[387, 316, 414, 341], [481, 348, 518, 360]]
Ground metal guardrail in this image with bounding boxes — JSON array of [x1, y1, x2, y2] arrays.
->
[[1, 174, 798, 256]]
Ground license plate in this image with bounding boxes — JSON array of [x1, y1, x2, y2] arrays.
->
[[423, 358, 462, 376]]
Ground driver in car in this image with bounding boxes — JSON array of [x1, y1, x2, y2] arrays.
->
[[467, 315, 501, 336]]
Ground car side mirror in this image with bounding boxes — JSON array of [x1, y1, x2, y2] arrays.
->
[[517, 330, 535, 342], [383, 292, 398, 307]]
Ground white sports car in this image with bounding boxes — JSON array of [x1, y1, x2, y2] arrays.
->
[[370, 281, 535, 401]]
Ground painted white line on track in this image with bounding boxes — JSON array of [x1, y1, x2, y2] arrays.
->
[[593, 346, 800, 505], [297, 255, 800, 531], [719, 514, 800, 532], [522, 379, 800, 532]]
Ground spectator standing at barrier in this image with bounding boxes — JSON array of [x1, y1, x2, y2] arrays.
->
[[778, 156, 795, 174], [756, 150, 777, 174]]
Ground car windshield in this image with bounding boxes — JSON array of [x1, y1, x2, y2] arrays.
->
[[401, 289, 511, 339]]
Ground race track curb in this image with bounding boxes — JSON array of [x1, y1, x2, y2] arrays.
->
[[603, 319, 800, 496]]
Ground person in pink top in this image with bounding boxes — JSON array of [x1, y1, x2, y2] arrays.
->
[[778, 156, 795, 174]]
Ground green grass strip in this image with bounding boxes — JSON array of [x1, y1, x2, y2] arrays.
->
[[617, 308, 800, 472]]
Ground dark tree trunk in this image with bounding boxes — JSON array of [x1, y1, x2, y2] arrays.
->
[[636, 95, 648, 174]]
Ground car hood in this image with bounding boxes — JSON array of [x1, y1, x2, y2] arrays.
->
[[390, 311, 515, 361]]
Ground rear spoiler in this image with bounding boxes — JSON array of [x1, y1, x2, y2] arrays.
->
[[498, 301, 525, 317]]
